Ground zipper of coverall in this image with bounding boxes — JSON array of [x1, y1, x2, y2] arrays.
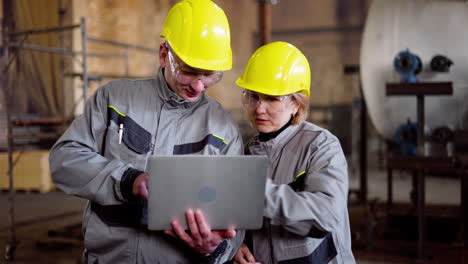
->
[[134, 96, 164, 263], [268, 222, 275, 264], [133, 99, 163, 261], [261, 143, 276, 264], [150, 100, 165, 155]]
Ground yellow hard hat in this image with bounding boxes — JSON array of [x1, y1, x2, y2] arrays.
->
[[161, 0, 232, 71], [236, 41, 310, 98]]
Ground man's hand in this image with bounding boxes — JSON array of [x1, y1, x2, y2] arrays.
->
[[132, 172, 149, 199], [234, 243, 260, 264], [165, 209, 236, 255]]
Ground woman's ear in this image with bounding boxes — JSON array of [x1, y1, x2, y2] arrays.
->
[[292, 101, 300, 116]]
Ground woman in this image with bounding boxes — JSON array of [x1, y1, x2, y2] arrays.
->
[[233, 42, 355, 264]]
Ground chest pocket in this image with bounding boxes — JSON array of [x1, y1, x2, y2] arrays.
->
[[173, 134, 227, 155], [108, 105, 152, 155], [288, 170, 307, 192]]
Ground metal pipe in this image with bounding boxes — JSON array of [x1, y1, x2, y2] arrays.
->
[[417, 95, 424, 156], [66, 72, 151, 80], [9, 42, 125, 58], [58, 0, 67, 120], [11, 151, 23, 169], [272, 25, 364, 37], [10, 42, 75, 55], [124, 48, 129, 76], [258, 1, 272, 46], [57, 0, 66, 118], [81, 17, 88, 101], [87, 36, 158, 53], [84, 73, 150, 79], [1, 36, 27, 74], [416, 94, 425, 260], [387, 168, 393, 209], [417, 170, 425, 260], [9, 24, 80, 37], [11, 132, 61, 140], [2, 12, 17, 259], [11, 118, 72, 126], [85, 52, 126, 58], [359, 94, 368, 203]]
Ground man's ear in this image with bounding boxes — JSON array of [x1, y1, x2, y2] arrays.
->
[[159, 43, 168, 67]]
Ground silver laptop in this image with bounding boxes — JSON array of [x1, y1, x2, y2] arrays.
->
[[147, 155, 268, 230]]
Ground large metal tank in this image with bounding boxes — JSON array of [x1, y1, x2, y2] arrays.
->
[[360, 0, 468, 139]]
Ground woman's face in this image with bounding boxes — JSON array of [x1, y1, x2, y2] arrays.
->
[[242, 90, 299, 133]]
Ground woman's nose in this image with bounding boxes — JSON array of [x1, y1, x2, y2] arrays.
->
[[255, 100, 267, 114]]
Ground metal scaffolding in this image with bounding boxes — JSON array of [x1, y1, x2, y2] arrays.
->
[[1, 16, 157, 261]]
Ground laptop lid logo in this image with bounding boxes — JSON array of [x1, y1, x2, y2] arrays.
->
[[198, 186, 216, 203]]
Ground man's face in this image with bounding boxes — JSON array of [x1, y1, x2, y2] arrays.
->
[[159, 43, 223, 102]]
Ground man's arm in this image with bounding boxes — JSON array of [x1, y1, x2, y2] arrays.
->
[[49, 84, 132, 205]]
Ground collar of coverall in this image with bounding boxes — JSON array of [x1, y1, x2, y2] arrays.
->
[[156, 67, 206, 109]]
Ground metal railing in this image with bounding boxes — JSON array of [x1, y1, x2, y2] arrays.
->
[[1, 16, 157, 261]]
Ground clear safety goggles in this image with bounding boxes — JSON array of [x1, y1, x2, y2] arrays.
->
[[242, 90, 293, 113], [166, 44, 223, 87]]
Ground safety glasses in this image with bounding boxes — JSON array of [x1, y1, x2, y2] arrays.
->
[[166, 44, 223, 87], [242, 90, 293, 113]]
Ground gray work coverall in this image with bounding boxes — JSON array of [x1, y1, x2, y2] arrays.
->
[[245, 121, 355, 264], [49, 68, 244, 263]]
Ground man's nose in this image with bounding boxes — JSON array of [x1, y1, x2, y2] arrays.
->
[[190, 78, 205, 93]]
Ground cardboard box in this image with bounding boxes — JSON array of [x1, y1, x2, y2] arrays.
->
[[0, 150, 55, 192]]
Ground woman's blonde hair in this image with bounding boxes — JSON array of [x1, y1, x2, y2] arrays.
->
[[291, 92, 309, 125]]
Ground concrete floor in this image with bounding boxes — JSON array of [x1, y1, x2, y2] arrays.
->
[[0, 192, 85, 263], [0, 168, 465, 263], [350, 169, 466, 264], [349, 168, 460, 205]]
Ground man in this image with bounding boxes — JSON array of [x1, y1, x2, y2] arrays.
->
[[49, 0, 244, 263]]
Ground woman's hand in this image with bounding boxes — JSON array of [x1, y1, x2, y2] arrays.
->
[[165, 209, 236, 255], [233, 243, 260, 264]]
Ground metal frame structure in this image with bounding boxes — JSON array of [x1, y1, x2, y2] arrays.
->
[[385, 82, 454, 261], [1, 16, 157, 261]]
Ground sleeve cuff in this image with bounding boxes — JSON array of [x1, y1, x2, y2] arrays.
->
[[198, 240, 228, 264], [120, 167, 144, 202]]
